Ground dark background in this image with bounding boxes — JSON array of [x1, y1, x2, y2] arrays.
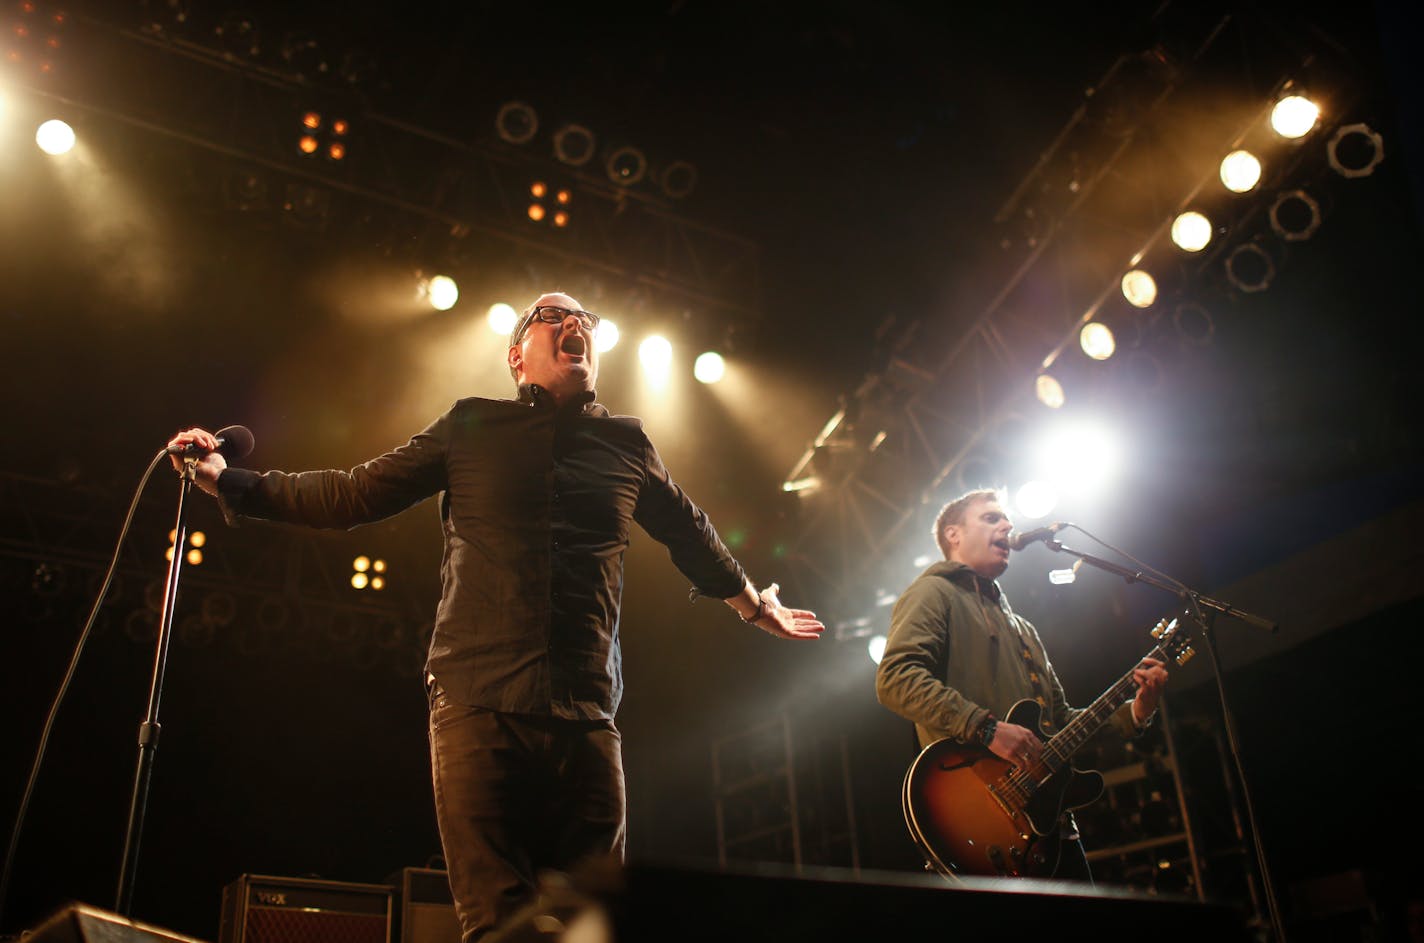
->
[[3, 1, 1422, 940]]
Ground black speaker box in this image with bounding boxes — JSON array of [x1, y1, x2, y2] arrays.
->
[[218, 874, 392, 943], [24, 904, 210, 943], [386, 867, 460, 943]]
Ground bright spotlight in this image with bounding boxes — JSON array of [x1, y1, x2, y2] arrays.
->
[[1035, 374, 1065, 409], [1079, 322, 1116, 361], [426, 275, 459, 311], [1220, 150, 1263, 193], [1120, 269, 1158, 308], [639, 335, 673, 386], [487, 303, 518, 335], [1039, 422, 1122, 495], [867, 634, 888, 665], [596, 319, 620, 353], [693, 351, 725, 384], [1014, 480, 1058, 520], [1270, 95, 1320, 139], [1170, 211, 1212, 252], [36, 119, 76, 155]]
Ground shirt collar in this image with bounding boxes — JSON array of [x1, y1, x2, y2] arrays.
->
[[518, 384, 600, 414]]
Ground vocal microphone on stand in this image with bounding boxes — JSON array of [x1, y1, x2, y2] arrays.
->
[[166, 425, 255, 461], [1008, 521, 1070, 551]]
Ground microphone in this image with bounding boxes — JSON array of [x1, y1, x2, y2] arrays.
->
[[1008, 522, 1069, 552], [166, 425, 255, 461]]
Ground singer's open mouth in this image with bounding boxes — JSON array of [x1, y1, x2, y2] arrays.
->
[[560, 333, 587, 357], [993, 538, 1010, 551]]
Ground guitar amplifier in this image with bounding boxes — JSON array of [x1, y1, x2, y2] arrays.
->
[[387, 867, 460, 943], [219, 874, 392, 943]]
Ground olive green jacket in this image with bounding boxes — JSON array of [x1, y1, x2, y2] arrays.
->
[[875, 560, 1141, 749]]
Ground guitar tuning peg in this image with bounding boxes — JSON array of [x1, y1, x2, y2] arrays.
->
[[1177, 647, 1195, 666]]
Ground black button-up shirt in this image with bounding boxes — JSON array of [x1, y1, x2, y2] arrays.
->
[[216, 386, 746, 720]]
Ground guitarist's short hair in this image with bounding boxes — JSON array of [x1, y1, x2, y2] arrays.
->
[[934, 488, 1005, 559]]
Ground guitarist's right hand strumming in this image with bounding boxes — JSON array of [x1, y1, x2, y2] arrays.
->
[[987, 721, 1044, 768]]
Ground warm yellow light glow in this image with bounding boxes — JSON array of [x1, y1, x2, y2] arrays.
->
[[1220, 150, 1262, 193], [1271, 95, 1320, 139], [1080, 322, 1116, 360], [596, 319, 619, 353], [1120, 269, 1158, 308], [528, 204, 545, 222], [1035, 374, 1065, 409], [488, 303, 518, 334], [328, 142, 346, 161], [1170, 211, 1212, 252], [189, 531, 206, 548], [331, 118, 349, 136], [372, 559, 386, 573], [35, 119, 75, 155], [353, 555, 371, 572], [552, 211, 569, 228], [555, 189, 571, 205], [298, 135, 318, 155], [639, 335, 673, 387], [168, 529, 178, 544], [352, 572, 368, 589], [427, 275, 459, 311], [530, 181, 547, 198], [693, 351, 726, 384], [302, 111, 321, 129], [186, 548, 203, 566], [371, 576, 385, 590], [164, 546, 175, 562]]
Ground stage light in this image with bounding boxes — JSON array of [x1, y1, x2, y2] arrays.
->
[[189, 531, 206, 548], [1219, 150, 1262, 193], [352, 572, 368, 589], [186, 549, 203, 566], [528, 203, 545, 221], [302, 111, 321, 130], [1038, 422, 1121, 496], [1035, 373, 1065, 409], [596, 319, 619, 353], [530, 181, 547, 199], [1326, 123, 1384, 179], [694, 351, 725, 384], [424, 275, 459, 311], [354, 555, 370, 572], [1170, 211, 1212, 252], [488, 303, 518, 334], [1014, 480, 1058, 520], [1079, 322, 1116, 361], [495, 101, 538, 145], [605, 145, 647, 186], [1270, 95, 1320, 139], [1225, 243, 1274, 293], [327, 142, 345, 161], [553, 124, 596, 166], [659, 161, 698, 200], [1268, 189, 1321, 241], [639, 335, 672, 386], [555, 189, 571, 205], [867, 634, 888, 665], [332, 119, 349, 136], [552, 211, 569, 228], [1120, 269, 1157, 308], [35, 118, 74, 154], [298, 135, 318, 154]]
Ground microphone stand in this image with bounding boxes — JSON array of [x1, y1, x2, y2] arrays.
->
[[1040, 538, 1287, 943], [115, 455, 197, 917]]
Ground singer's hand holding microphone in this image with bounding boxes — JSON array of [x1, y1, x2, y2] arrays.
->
[[165, 425, 253, 496]]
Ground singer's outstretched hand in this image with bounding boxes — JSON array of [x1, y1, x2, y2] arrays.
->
[[166, 428, 227, 495]]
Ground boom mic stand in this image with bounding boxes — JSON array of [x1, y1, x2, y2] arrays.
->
[[1040, 536, 1287, 943], [114, 455, 197, 917]]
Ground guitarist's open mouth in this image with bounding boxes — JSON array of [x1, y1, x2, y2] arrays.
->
[[992, 537, 1010, 553]]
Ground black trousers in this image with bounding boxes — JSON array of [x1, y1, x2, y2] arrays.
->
[[427, 684, 626, 942]]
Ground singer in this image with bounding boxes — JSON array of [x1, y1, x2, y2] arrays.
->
[[166, 291, 824, 942], [874, 488, 1166, 881]]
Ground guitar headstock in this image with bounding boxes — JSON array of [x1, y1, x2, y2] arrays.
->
[[1150, 618, 1195, 667]]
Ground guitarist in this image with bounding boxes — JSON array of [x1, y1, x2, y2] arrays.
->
[[875, 489, 1168, 881]]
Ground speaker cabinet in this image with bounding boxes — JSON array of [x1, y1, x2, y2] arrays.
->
[[25, 904, 210, 943], [218, 874, 392, 943], [387, 867, 460, 943]]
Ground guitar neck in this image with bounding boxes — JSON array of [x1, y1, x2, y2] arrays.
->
[[1038, 641, 1167, 774]]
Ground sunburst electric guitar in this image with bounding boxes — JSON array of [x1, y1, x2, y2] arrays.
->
[[901, 618, 1193, 879]]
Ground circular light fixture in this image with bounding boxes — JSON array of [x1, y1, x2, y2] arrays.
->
[[595, 318, 619, 353], [1224, 242, 1275, 293], [35, 118, 75, 155], [1079, 322, 1116, 361], [639, 335, 672, 372], [659, 160, 698, 200], [552, 124, 596, 166], [495, 101, 538, 145], [1268, 189, 1321, 242], [605, 145, 647, 186], [1014, 480, 1058, 520], [693, 351, 725, 384], [1219, 149, 1263, 193], [425, 275, 459, 311], [1173, 303, 1215, 346], [1170, 211, 1213, 252], [1270, 95, 1320, 139], [867, 634, 888, 665], [1035, 374, 1065, 409], [1120, 269, 1158, 308], [487, 303, 518, 335], [1326, 123, 1384, 179]]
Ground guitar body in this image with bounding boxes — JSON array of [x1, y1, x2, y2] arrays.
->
[[902, 699, 1105, 878]]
